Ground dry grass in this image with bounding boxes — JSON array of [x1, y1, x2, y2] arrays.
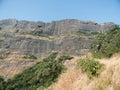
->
[[52, 54, 120, 90], [53, 68, 90, 90]]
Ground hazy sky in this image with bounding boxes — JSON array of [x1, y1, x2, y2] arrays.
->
[[0, 0, 120, 24]]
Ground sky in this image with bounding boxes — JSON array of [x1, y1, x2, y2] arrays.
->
[[0, 0, 120, 24]]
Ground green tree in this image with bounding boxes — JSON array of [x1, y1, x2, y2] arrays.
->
[[91, 25, 120, 58], [0, 76, 6, 90], [6, 52, 65, 90]]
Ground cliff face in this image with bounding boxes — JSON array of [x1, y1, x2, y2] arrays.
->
[[0, 19, 115, 57], [0, 19, 116, 79], [0, 36, 92, 58], [0, 19, 114, 35]]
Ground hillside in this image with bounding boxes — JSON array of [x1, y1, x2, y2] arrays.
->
[[52, 26, 120, 90], [0, 19, 119, 90], [0, 19, 115, 57], [0, 19, 116, 79], [52, 54, 120, 90]]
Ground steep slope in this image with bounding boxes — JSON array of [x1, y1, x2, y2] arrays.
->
[[0, 51, 39, 79], [0, 19, 115, 36], [0, 19, 115, 57], [0, 19, 116, 79], [53, 54, 120, 90]]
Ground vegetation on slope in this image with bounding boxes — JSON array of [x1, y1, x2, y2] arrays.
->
[[91, 25, 120, 58], [53, 55, 120, 90], [77, 58, 103, 78], [53, 26, 120, 90], [23, 54, 37, 59], [0, 52, 74, 90], [0, 76, 6, 90], [0, 25, 120, 90], [58, 55, 73, 63]]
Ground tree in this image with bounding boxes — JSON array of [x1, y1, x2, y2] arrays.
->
[[91, 25, 120, 58], [0, 76, 6, 90]]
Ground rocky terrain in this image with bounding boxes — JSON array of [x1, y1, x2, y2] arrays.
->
[[0, 19, 116, 79], [0, 19, 115, 57]]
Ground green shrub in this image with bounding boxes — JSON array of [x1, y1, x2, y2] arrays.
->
[[58, 55, 73, 63], [0, 55, 5, 59], [91, 26, 120, 58], [0, 76, 6, 90], [77, 58, 103, 78], [23, 54, 37, 59], [43, 52, 58, 61], [5, 53, 65, 90], [0, 53, 68, 90], [76, 30, 99, 36], [30, 30, 49, 37]]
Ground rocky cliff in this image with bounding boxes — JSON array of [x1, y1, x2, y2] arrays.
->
[[0, 19, 116, 79], [0, 19, 115, 57]]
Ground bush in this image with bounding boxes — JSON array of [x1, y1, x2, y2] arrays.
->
[[5, 53, 65, 90], [43, 52, 58, 61], [77, 58, 103, 78], [23, 54, 37, 59], [91, 26, 120, 58], [30, 30, 49, 37], [0, 76, 6, 90], [0, 53, 68, 90], [58, 55, 73, 63]]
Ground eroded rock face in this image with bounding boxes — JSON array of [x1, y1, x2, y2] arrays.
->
[[0, 19, 116, 79], [0, 37, 92, 57], [0, 19, 116, 58], [0, 19, 115, 35]]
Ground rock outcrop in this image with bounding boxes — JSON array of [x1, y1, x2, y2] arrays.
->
[[0, 19, 116, 58], [0, 19, 116, 79], [0, 19, 115, 35]]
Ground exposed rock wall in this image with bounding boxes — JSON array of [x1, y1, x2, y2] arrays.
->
[[0, 19, 115, 35], [0, 37, 92, 57], [0, 19, 116, 58]]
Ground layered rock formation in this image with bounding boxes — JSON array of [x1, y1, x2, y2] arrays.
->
[[0, 19, 114, 35], [0, 19, 115, 57], [0, 19, 116, 79]]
